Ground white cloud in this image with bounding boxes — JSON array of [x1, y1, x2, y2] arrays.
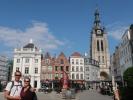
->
[[107, 22, 128, 40], [0, 21, 65, 51]]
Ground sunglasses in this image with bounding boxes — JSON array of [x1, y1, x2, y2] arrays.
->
[[15, 74, 21, 76], [24, 80, 30, 82]]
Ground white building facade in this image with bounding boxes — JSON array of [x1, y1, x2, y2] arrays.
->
[[70, 52, 84, 84], [111, 24, 133, 83], [119, 28, 133, 78], [84, 57, 99, 82], [84, 55, 100, 88], [12, 40, 42, 89], [0, 56, 8, 84], [110, 47, 121, 82]]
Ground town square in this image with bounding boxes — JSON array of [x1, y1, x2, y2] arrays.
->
[[0, 0, 133, 100]]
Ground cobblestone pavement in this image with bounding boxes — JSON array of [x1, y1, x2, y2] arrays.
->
[[0, 91, 63, 100], [76, 90, 113, 100], [0, 90, 113, 100]]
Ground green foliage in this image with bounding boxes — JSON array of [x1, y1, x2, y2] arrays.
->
[[120, 67, 133, 100], [119, 87, 133, 100], [123, 67, 133, 88]]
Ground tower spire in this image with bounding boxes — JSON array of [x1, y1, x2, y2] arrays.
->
[[94, 8, 101, 29]]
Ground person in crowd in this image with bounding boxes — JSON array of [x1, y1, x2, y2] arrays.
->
[[4, 71, 22, 100], [20, 77, 37, 100]]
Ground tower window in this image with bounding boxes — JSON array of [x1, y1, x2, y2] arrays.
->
[[97, 40, 100, 51], [101, 40, 104, 51]]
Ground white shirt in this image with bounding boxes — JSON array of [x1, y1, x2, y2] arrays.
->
[[5, 81, 22, 96]]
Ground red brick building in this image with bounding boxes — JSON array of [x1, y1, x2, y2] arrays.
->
[[41, 52, 55, 82], [54, 52, 70, 80]]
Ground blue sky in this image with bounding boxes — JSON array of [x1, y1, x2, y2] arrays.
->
[[0, 0, 133, 58]]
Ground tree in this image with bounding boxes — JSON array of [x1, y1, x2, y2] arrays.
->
[[123, 67, 133, 88], [119, 67, 133, 100]]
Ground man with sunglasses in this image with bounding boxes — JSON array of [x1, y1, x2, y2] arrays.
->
[[4, 71, 22, 100]]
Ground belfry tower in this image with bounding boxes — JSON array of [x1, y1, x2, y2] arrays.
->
[[90, 8, 110, 80]]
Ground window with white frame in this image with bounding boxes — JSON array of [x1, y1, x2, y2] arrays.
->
[[35, 59, 38, 63], [72, 74, 75, 79], [72, 66, 74, 71], [49, 74, 52, 79], [80, 66, 83, 71], [72, 59, 74, 64], [76, 74, 79, 79], [16, 67, 19, 71], [25, 58, 29, 63], [48, 66, 52, 71], [80, 59, 83, 64], [25, 67, 29, 74], [60, 74, 63, 78], [35, 68, 38, 74], [45, 59, 50, 64], [76, 59, 79, 64], [55, 73, 58, 77], [76, 66, 79, 71], [80, 74, 83, 79], [86, 67, 89, 71], [17, 59, 20, 63]]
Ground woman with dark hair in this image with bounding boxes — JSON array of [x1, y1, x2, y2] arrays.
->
[[20, 77, 37, 100]]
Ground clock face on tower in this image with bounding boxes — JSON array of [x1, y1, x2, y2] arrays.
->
[[97, 30, 101, 34]]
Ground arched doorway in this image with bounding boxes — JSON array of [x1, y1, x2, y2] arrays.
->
[[100, 71, 109, 80]]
